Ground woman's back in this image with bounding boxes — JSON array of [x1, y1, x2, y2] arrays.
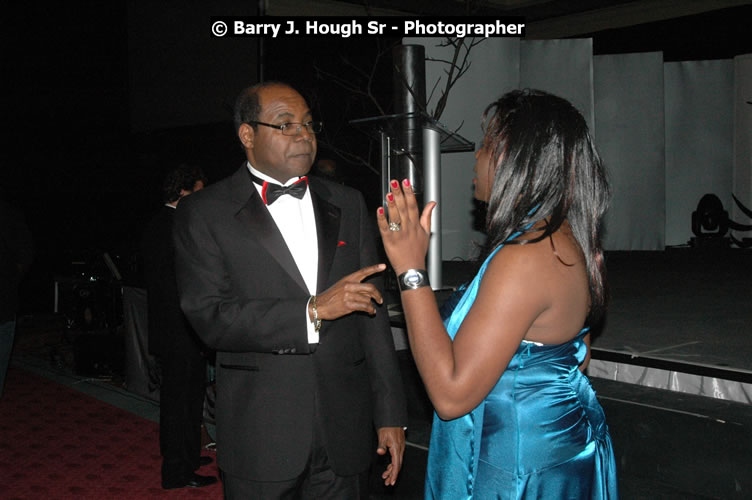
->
[[473, 330, 614, 498], [503, 221, 591, 346], [426, 238, 617, 499]]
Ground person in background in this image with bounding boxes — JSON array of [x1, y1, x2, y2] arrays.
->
[[141, 164, 216, 489], [0, 195, 33, 398], [378, 89, 618, 498], [312, 157, 342, 183]]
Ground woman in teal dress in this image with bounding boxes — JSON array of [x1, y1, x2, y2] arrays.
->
[[377, 89, 618, 499]]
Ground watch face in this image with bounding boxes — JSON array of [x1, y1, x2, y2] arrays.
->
[[403, 270, 424, 288]]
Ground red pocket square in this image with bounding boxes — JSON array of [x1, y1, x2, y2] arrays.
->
[[337, 241, 347, 247]]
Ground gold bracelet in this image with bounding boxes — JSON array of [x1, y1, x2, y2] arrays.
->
[[311, 295, 322, 333]]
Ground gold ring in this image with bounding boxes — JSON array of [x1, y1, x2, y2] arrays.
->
[[388, 222, 401, 232]]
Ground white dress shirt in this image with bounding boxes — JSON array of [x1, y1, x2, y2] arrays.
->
[[248, 163, 320, 343]]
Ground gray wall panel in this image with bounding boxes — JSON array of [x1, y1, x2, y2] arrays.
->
[[595, 52, 666, 250], [665, 60, 734, 246], [732, 54, 752, 231], [520, 39, 594, 132]]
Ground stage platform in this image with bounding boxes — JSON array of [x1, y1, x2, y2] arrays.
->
[[389, 247, 752, 403], [588, 249, 751, 401]]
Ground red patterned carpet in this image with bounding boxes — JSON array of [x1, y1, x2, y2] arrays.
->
[[0, 367, 222, 499]]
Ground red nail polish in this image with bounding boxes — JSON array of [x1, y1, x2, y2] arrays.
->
[[391, 180, 399, 188], [378, 207, 384, 215], [403, 178, 410, 187], [386, 193, 394, 202]]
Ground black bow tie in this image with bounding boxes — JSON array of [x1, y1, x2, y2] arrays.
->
[[249, 171, 308, 205]]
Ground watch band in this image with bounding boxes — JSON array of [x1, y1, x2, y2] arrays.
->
[[398, 269, 430, 291]]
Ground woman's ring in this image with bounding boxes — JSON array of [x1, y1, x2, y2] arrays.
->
[[388, 222, 401, 232]]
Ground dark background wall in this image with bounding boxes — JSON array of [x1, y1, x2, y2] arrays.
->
[[2, 3, 750, 314], [4, 2, 261, 312]]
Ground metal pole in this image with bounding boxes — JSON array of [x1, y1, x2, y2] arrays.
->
[[392, 45, 426, 192], [423, 126, 442, 289], [380, 131, 390, 208]]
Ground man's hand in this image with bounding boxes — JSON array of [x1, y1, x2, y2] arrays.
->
[[376, 426, 405, 486], [312, 264, 386, 321]]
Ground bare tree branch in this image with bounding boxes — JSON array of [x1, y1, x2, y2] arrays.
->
[[425, 75, 442, 110], [429, 37, 485, 121], [320, 141, 380, 176], [311, 34, 481, 175], [392, 63, 429, 116], [314, 65, 386, 117]]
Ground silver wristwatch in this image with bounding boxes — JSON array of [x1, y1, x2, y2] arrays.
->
[[398, 269, 430, 291]]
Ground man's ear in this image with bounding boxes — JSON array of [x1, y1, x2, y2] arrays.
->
[[238, 123, 255, 149]]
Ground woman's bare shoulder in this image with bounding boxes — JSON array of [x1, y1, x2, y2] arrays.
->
[[483, 229, 589, 344], [480, 242, 553, 314], [486, 235, 563, 276]]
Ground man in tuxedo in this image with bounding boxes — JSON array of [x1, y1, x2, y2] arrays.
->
[[141, 164, 217, 489], [173, 81, 407, 499]]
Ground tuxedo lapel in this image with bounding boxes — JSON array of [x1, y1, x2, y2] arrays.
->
[[310, 180, 340, 294], [230, 167, 308, 294]]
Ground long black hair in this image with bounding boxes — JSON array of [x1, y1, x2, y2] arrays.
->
[[477, 89, 610, 321]]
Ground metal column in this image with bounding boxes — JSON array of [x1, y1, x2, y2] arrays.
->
[[380, 131, 391, 208], [423, 126, 442, 289], [392, 45, 426, 191]]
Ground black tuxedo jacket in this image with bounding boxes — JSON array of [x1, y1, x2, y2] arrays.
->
[[173, 166, 407, 481], [141, 206, 201, 357]]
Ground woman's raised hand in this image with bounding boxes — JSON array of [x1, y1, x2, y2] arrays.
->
[[376, 179, 437, 275]]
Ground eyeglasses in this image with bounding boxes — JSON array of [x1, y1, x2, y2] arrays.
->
[[246, 120, 323, 136]]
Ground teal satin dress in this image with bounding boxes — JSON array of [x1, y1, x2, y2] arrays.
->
[[425, 243, 619, 499]]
